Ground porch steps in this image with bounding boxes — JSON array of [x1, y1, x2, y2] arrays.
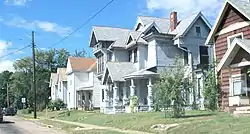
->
[[233, 106, 250, 115]]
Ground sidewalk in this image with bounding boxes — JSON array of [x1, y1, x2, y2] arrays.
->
[[48, 118, 153, 134]]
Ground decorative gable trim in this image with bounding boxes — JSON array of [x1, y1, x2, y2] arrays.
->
[[206, 0, 250, 45], [89, 31, 99, 47]]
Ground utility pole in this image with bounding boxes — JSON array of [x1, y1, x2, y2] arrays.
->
[[32, 31, 37, 119], [6, 83, 9, 108]]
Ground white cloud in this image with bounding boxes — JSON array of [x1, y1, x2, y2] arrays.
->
[[0, 40, 14, 72], [4, 0, 31, 6], [5, 17, 73, 37], [146, 0, 224, 20], [0, 60, 14, 72]]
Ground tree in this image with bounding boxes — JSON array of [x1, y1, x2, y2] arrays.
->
[[153, 57, 193, 118], [56, 48, 70, 68], [0, 71, 13, 108], [203, 61, 219, 111], [73, 49, 87, 57]]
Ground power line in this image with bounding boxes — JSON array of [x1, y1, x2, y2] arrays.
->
[[48, 0, 115, 48], [0, 45, 31, 59]]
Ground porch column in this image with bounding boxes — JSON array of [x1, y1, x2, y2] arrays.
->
[[104, 84, 109, 107], [130, 79, 136, 96], [123, 83, 128, 105], [147, 78, 153, 111], [113, 82, 119, 106]]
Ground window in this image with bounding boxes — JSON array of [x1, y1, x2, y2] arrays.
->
[[230, 74, 247, 96], [134, 48, 138, 63], [199, 46, 209, 65], [183, 47, 188, 65], [227, 33, 243, 48], [196, 26, 201, 36], [97, 54, 104, 73], [102, 89, 104, 102], [129, 50, 133, 62], [107, 52, 113, 61]]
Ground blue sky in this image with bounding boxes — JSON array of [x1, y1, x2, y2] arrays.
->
[[0, 0, 225, 72]]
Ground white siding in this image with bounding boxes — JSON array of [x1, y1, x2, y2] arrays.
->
[[67, 73, 75, 109], [138, 44, 147, 70], [147, 40, 157, 68], [93, 72, 102, 108]]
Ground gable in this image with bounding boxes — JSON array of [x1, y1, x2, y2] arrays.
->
[[216, 5, 248, 33], [231, 47, 250, 65], [145, 26, 159, 35], [89, 32, 98, 47], [135, 23, 143, 31], [127, 36, 133, 45], [66, 59, 72, 74], [185, 17, 211, 37]]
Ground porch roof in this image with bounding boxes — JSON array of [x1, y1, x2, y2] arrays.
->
[[217, 38, 250, 72], [123, 69, 158, 79], [101, 62, 136, 84]]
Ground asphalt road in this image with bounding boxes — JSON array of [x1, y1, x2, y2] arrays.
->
[[0, 116, 66, 134]]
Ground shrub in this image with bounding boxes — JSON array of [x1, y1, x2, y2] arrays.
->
[[48, 99, 67, 111]]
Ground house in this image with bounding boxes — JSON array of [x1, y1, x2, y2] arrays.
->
[[49, 68, 67, 104], [205, 0, 250, 111], [89, 11, 212, 114], [66, 57, 102, 110]]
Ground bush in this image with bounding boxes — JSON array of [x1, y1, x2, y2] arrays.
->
[[21, 108, 33, 114], [48, 99, 67, 111]]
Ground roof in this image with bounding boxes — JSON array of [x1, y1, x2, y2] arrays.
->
[[101, 62, 136, 84], [124, 69, 158, 79], [206, 0, 250, 45], [87, 62, 97, 72], [90, 26, 131, 47], [68, 57, 96, 72], [171, 12, 212, 39], [57, 68, 67, 81], [50, 73, 58, 87], [217, 38, 250, 72], [138, 16, 170, 34]]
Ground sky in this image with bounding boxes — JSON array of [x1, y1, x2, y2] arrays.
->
[[0, 0, 226, 72]]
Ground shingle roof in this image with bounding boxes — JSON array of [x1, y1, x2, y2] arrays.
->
[[229, 0, 250, 19], [129, 31, 147, 44], [106, 62, 136, 82], [57, 68, 67, 81], [92, 26, 131, 48], [124, 69, 157, 79], [68, 57, 96, 72], [87, 62, 97, 72], [138, 16, 170, 34]]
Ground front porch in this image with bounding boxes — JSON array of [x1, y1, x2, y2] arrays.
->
[[76, 90, 94, 111], [217, 38, 250, 108]]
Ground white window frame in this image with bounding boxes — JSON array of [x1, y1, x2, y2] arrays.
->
[[229, 73, 247, 96], [227, 33, 244, 48]]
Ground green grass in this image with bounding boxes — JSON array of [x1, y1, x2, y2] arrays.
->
[[40, 119, 125, 134], [20, 110, 250, 134]]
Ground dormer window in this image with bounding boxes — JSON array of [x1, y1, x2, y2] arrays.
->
[[227, 33, 243, 48], [145, 26, 159, 35], [134, 48, 138, 63], [196, 26, 201, 37]]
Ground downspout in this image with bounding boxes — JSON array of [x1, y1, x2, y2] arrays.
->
[[177, 45, 196, 109]]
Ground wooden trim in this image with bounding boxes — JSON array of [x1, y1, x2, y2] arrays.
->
[[230, 61, 250, 68], [215, 22, 250, 36], [226, 32, 244, 48]]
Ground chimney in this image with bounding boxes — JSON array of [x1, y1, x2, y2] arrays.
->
[[170, 11, 177, 31]]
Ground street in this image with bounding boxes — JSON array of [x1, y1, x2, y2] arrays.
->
[[0, 116, 66, 134]]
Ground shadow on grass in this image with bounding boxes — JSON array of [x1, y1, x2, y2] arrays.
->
[[0, 121, 15, 124], [182, 113, 216, 118]]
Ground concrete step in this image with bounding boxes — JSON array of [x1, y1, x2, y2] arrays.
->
[[234, 110, 250, 114], [236, 106, 250, 111]]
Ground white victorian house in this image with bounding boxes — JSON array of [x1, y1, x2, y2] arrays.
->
[[66, 57, 102, 110], [89, 11, 213, 114], [49, 68, 68, 104]]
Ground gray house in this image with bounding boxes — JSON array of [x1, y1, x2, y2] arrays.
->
[[89, 11, 212, 114]]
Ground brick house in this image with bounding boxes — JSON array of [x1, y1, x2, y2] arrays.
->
[[206, 0, 250, 111]]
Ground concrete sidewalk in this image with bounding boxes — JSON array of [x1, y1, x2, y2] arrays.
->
[[48, 118, 153, 134]]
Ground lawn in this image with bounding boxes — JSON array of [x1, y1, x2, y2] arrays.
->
[[40, 119, 125, 134], [19, 110, 250, 134]]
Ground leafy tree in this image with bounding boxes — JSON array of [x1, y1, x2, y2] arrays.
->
[[0, 71, 13, 108], [203, 61, 219, 111], [153, 57, 193, 118], [56, 48, 70, 68], [73, 49, 87, 57]]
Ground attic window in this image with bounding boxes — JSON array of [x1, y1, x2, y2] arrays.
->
[[227, 33, 243, 48], [195, 26, 201, 37], [127, 36, 133, 45], [145, 26, 159, 35]]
